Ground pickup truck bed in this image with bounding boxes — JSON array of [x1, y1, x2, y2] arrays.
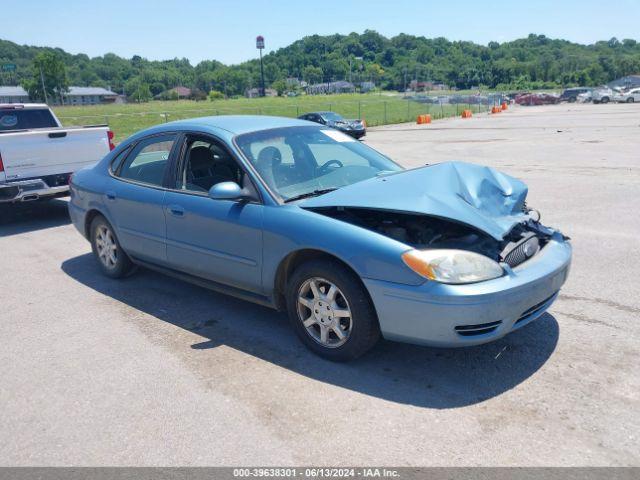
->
[[0, 104, 113, 203]]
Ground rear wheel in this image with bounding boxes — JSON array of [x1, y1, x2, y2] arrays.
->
[[286, 259, 380, 361], [90, 215, 134, 278], [627, 97, 635, 103], [601, 97, 610, 104]]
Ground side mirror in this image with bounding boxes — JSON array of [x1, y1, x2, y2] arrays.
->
[[208, 182, 245, 201]]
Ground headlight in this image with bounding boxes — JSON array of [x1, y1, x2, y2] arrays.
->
[[402, 249, 504, 284]]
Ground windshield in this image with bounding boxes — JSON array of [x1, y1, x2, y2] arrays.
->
[[235, 126, 403, 201], [320, 112, 344, 122]]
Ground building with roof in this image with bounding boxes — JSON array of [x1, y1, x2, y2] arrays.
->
[[63, 87, 118, 105], [306, 81, 355, 95], [245, 87, 278, 98], [608, 75, 640, 90], [0, 86, 30, 103], [156, 86, 193, 100]]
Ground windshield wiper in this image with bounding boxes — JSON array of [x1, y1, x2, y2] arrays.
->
[[283, 188, 338, 203]]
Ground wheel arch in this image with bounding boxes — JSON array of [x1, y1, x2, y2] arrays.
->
[[84, 208, 109, 239], [272, 248, 373, 312]]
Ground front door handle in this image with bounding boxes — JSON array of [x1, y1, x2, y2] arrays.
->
[[168, 204, 185, 217]]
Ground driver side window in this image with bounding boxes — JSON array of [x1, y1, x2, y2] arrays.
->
[[178, 137, 242, 193]]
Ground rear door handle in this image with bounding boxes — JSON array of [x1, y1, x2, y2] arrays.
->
[[48, 131, 67, 138], [168, 204, 185, 217], [105, 191, 116, 201]]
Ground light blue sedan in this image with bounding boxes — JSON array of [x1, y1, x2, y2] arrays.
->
[[68, 116, 572, 361]]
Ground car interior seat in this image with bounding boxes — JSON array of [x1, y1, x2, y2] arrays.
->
[[186, 145, 237, 191]]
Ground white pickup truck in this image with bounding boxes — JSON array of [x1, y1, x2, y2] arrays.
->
[[0, 103, 113, 203]]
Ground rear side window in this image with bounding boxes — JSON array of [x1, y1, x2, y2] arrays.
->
[[116, 134, 177, 186], [0, 108, 58, 131], [109, 147, 131, 173]]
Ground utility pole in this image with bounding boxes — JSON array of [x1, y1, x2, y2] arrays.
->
[[39, 65, 49, 104], [350, 56, 362, 89], [256, 36, 265, 97], [403, 67, 408, 96], [349, 57, 352, 84]]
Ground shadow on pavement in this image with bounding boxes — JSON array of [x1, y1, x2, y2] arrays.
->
[[62, 253, 559, 409], [0, 199, 71, 237]]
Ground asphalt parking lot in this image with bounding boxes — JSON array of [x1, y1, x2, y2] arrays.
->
[[1, 102, 639, 466]]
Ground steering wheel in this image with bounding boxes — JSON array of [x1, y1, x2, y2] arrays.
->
[[318, 159, 344, 175]]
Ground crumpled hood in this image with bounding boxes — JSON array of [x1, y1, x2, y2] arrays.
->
[[300, 161, 529, 240]]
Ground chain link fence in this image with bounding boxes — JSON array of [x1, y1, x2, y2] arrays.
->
[[56, 93, 510, 143]]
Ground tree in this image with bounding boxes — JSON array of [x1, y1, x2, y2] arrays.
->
[[208, 89, 224, 101], [131, 82, 152, 102], [302, 65, 323, 84], [271, 79, 287, 96], [24, 51, 69, 103], [5, 31, 640, 97]]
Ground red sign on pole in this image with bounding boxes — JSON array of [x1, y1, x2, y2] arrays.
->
[[256, 35, 265, 50]]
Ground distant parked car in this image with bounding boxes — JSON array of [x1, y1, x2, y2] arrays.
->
[[592, 86, 614, 104], [576, 91, 592, 103], [68, 116, 571, 361], [298, 111, 366, 139], [515, 93, 560, 106], [613, 87, 640, 103], [559, 88, 591, 103]]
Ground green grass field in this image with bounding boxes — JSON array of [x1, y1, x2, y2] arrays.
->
[[53, 93, 494, 143]]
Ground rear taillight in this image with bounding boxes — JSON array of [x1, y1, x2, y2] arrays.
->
[[0, 151, 4, 173], [107, 130, 115, 151]]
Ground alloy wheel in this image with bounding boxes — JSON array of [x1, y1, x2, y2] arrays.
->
[[296, 277, 352, 348], [95, 225, 118, 269]]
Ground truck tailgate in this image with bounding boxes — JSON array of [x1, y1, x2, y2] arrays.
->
[[0, 127, 110, 181]]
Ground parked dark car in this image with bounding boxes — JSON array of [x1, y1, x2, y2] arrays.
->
[[559, 88, 591, 103], [298, 111, 366, 139]]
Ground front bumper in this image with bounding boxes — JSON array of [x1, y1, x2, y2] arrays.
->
[[345, 129, 366, 139], [363, 234, 572, 347], [0, 178, 69, 203]]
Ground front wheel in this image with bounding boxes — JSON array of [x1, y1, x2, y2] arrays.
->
[[90, 215, 134, 278], [627, 97, 635, 103], [601, 97, 610, 104], [286, 259, 380, 361]]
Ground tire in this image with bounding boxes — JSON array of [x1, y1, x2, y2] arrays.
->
[[627, 98, 634, 103], [601, 97, 610, 104], [90, 215, 134, 278], [286, 259, 380, 361]]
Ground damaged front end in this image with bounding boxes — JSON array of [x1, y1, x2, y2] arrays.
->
[[306, 206, 560, 270]]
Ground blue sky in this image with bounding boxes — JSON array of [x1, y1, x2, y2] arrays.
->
[[4, 0, 638, 65]]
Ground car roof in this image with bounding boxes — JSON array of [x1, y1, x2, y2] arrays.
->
[[169, 115, 311, 134], [127, 115, 315, 143]]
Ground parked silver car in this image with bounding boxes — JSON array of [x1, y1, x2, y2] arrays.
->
[[592, 86, 614, 104], [613, 87, 640, 103]]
